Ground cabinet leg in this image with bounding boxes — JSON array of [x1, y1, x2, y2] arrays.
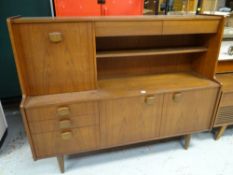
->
[[183, 134, 192, 150], [215, 125, 227, 140], [57, 155, 65, 173]]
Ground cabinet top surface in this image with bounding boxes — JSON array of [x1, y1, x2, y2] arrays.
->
[[24, 72, 219, 108], [9, 15, 222, 23]]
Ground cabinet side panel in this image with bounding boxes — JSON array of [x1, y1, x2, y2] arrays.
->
[[192, 17, 225, 79]]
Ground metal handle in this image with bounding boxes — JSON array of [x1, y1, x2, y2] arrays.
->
[[173, 92, 182, 102], [59, 119, 72, 129], [57, 107, 70, 117], [61, 131, 72, 140], [145, 95, 156, 105], [49, 32, 62, 43]]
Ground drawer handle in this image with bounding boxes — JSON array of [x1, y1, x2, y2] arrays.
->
[[173, 92, 182, 102], [49, 32, 62, 43], [145, 95, 156, 105], [57, 107, 70, 117], [59, 119, 72, 129], [61, 131, 72, 140]]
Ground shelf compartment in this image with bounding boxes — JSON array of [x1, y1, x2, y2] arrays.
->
[[96, 47, 208, 58]]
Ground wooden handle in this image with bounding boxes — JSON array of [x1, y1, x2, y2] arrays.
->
[[61, 131, 72, 140], [59, 119, 71, 129], [57, 107, 70, 117], [173, 92, 182, 102], [49, 32, 62, 43], [145, 95, 156, 105]]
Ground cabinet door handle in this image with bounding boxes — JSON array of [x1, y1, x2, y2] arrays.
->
[[145, 95, 156, 105], [49, 32, 62, 43], [173, 92, 182, 102], [59, 119, 72, 129], [57, 107, 70, 117], [61, 131, 72, 140]]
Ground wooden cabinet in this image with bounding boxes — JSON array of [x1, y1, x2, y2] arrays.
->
[[100, 95, 163, 147], [8, 15, 224, 172], [160, 88, 218, 137]]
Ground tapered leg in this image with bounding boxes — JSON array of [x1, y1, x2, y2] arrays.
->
[[215, 125, 227, 140], [183, 134, 192, 150], [57, 155, 65, 173]]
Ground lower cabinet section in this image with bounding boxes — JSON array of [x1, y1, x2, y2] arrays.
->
[[27, 87, 219, 158], [160, 88, 218, 137], [100, 95, 163, 147], [33, 126, 99, 158]]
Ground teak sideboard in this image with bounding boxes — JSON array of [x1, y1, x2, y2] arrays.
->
[[8, 15, 224, 173]]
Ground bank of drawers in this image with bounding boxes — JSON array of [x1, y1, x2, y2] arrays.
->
[[26, 101, 99, 158]]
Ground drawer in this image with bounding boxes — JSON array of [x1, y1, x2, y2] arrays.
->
[[26, 101, 98, 122], [32, 126, 99, 158], [95, 21, 162, 37], [163, 20, 219, 34], [29, 114, 99, 134], [220, 92, 233, 107]]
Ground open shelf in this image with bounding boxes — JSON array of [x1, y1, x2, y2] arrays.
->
[[96, 47, 208, 58]]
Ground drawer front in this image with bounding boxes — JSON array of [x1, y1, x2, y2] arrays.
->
[[215, 106, 233, 126], [220, 92, 233, 107], [95, 21, 162, 37], [29, 114, 99, 134], [32, 126, 99, 158], [163, 20, 219, 34], [26, 102, 98, 122]]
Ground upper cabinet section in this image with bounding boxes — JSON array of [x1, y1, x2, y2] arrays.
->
[[8, 21, 97, 96], [8, 15, 224, 96]]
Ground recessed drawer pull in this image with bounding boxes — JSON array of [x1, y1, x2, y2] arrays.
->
[[57, 107, 70, 117], [49, 32, 62, 43], [59, 119, 72, 129], [61, 131, 72, 140], [145, 95, 156, 105], [173, 92, 182, 102]]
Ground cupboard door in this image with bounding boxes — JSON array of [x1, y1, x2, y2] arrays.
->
[[100, 95, 163, 147], [14, 22, 96, 95], [160, 88, 218, 137]]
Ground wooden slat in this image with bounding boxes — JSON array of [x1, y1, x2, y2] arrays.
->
[[96, 47, 208, 58], [215, 106, 233, 125]]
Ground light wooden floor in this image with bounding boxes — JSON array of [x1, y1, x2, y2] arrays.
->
[[0, 104, 233, 175]]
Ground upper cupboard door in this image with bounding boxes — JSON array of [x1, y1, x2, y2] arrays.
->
[[160, 88, 218, 137], [100, 95, 163, 147], [14, 22, 96, 95]]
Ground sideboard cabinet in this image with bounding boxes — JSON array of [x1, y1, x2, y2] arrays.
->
[[8, 15, 224, 173]]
